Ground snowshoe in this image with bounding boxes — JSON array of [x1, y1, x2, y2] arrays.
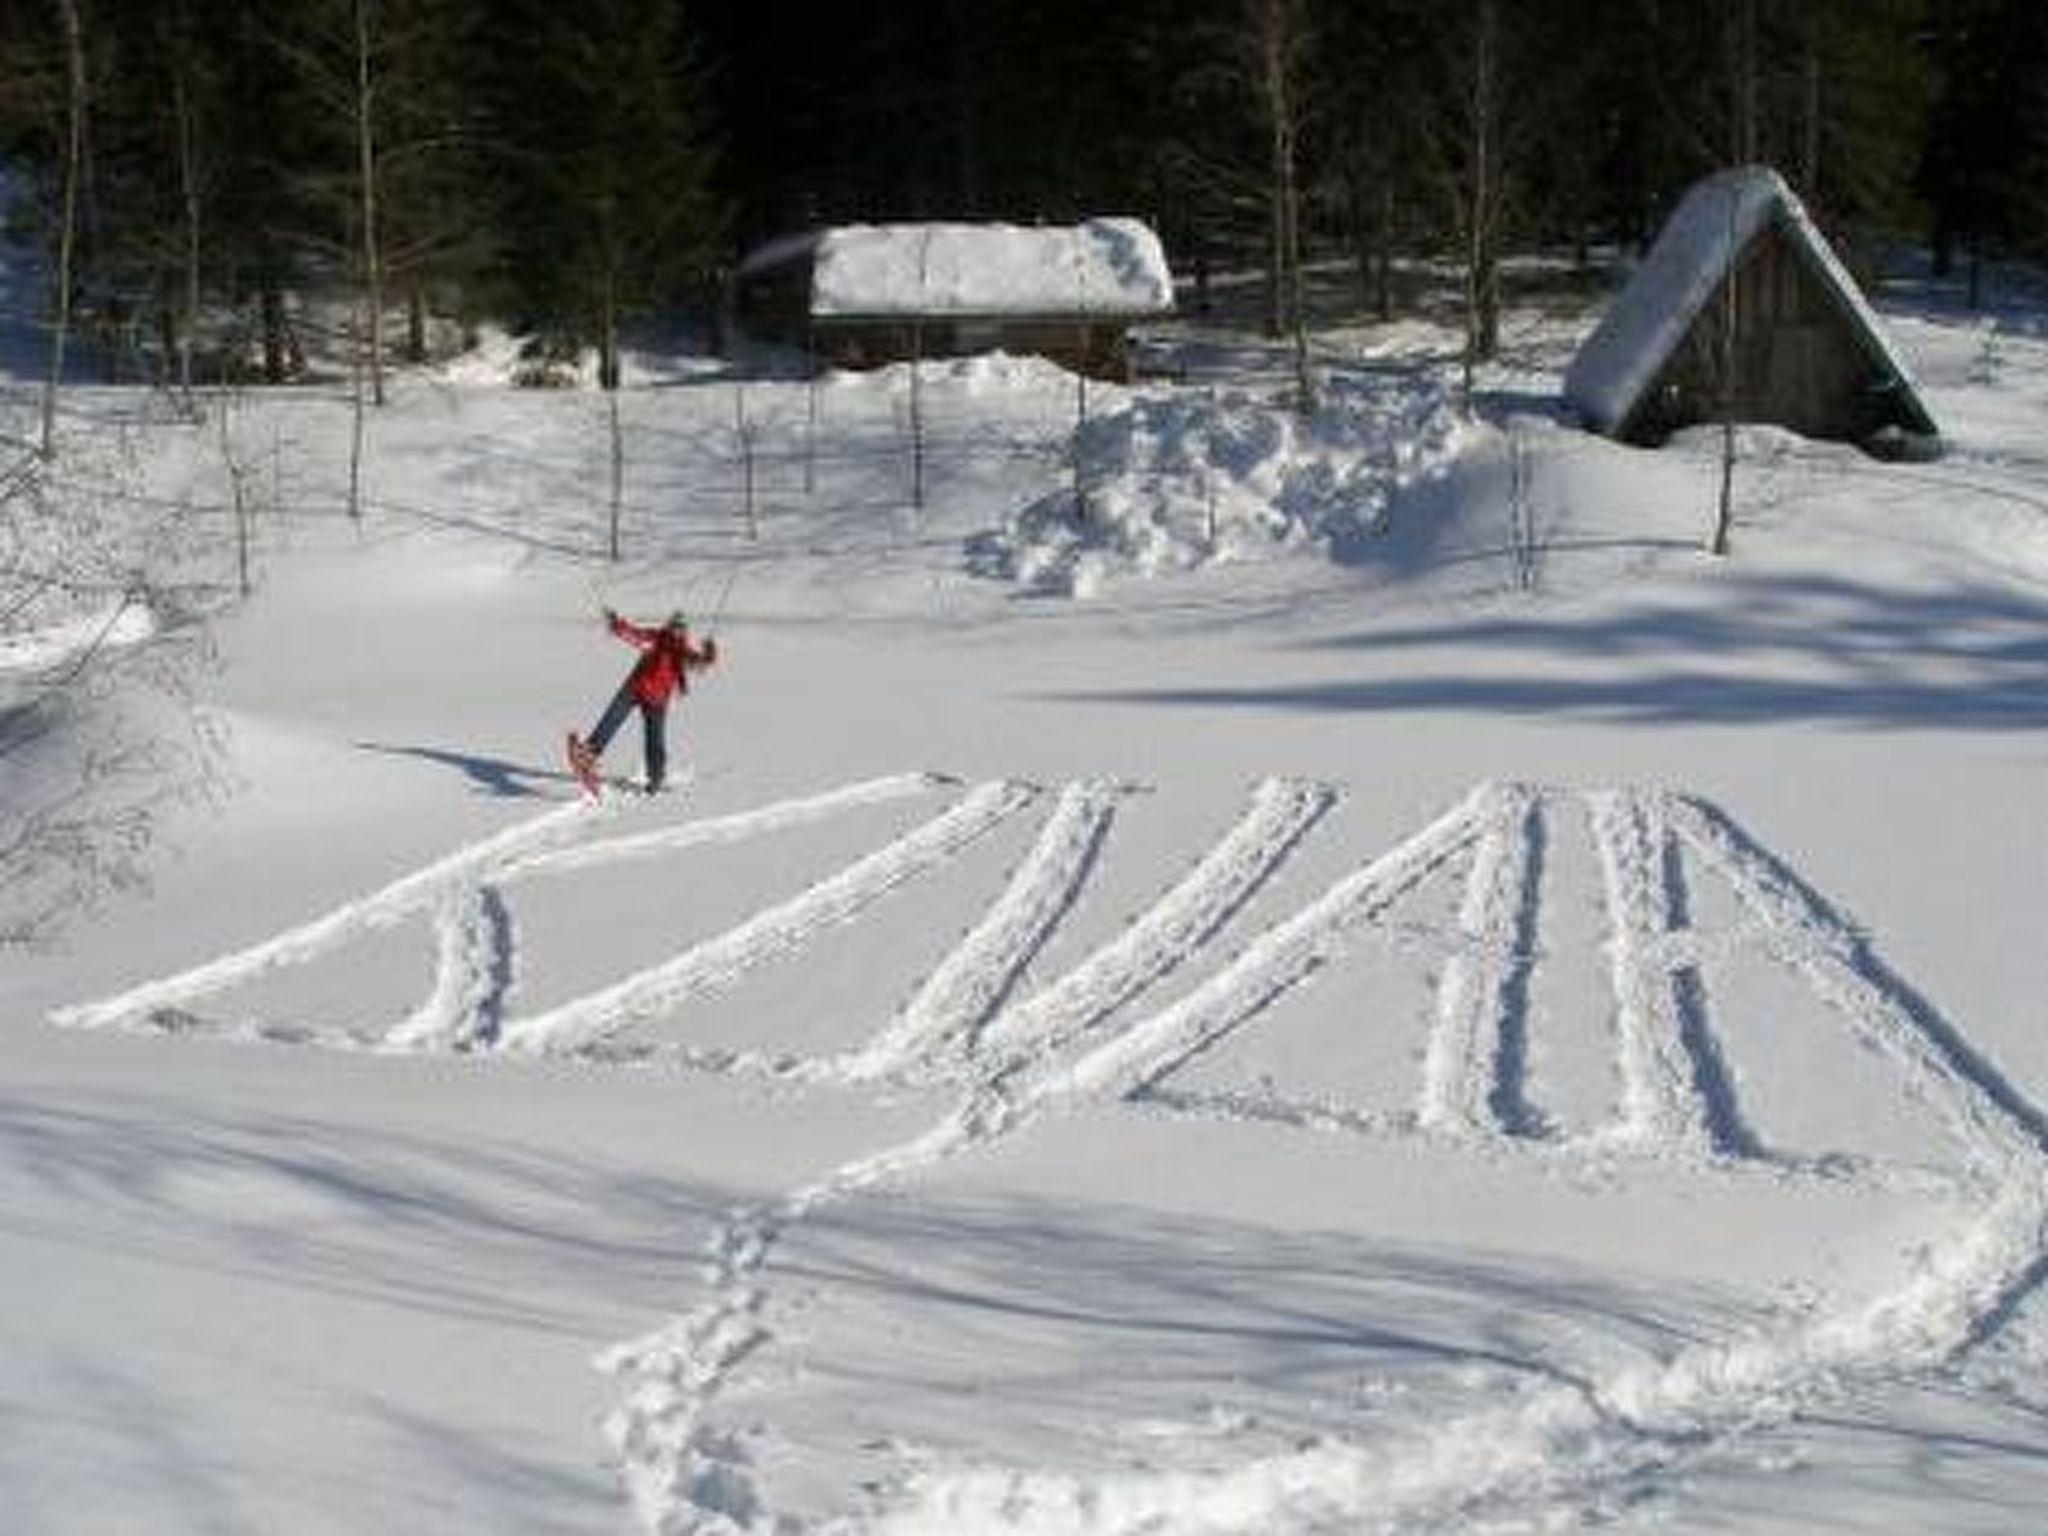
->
[[565, 731, 603, 799]]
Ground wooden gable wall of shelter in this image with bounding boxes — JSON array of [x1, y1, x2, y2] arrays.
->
[[1619, 221, 1938, 452], [733, 246, 1150, 382], [810, 316, 1138, 382]]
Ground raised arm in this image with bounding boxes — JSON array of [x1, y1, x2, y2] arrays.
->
[[606, 610, 658, 649]]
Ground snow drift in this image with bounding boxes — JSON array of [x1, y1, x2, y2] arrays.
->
[[977, 374, 1466, 596]]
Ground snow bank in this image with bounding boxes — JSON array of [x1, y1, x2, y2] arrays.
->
[[431, 323, 538, 388], [804, 219, 1174, 318], [978, 376, 1465, 596], [818, 349, 1083, 397], [0, 600, 157, 676]]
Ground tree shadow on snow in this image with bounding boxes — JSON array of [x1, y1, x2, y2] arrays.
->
[[749, 1184, 1761, 1496], [0, 1088, 743, 1531], [1043, 570, 2048, 734], [0, 1091, 730, 1335]]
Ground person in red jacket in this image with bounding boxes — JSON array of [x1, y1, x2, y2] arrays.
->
[[570, 609, 718, 793]]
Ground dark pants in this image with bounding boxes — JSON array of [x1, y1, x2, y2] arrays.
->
[[588, 685, 670, 788]]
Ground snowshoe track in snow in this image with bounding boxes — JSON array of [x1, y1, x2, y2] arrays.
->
[[49, 775, 2048, 1533]]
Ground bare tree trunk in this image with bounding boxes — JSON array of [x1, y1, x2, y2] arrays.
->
[[167, 2, 202, 396], [1257, 0, 1314, 408], [608, 388, 624, 560], [804, 323, 818, 496], [944, 0, 982, 213], [219, 391, 253, 596], [354, 0, 385, 406], [1801, 18, 1823, 193], [1350, 164, 1374, 311], [1376, 181, 1394, 321], [260, 276, 288, 383], [1708, 190, 1740, 556], [1732, 0, 1760, 164], [1264, 212, 1283, 338], [42, 0, 87, 459], [406, 281, 426, 363], [909, 325, 924, 516], [1712, 411, 1736, 554], [1708, 0, 1756, 557], [153, 271, 174, 384], [1462, 0, 1501, 400], [1256, 0, 1284, 339], [598, 211, 621, 391], [348, 314, 365, 521]]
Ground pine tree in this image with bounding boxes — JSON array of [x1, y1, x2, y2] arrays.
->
[[478, 0, 722, 387]]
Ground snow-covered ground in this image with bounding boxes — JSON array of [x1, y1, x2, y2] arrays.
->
[[8, 242, 2048, 1536]]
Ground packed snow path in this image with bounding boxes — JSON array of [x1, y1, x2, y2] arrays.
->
[[52, 773, 2048, 1533]]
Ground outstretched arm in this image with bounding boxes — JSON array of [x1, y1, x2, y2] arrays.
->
[[607, 610, 657, 648]]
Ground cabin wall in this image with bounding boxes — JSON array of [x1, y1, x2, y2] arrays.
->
[[734, 266, 812, 343], [733, 262, 1138, 380], [1626, 225, 1917, 447], [811, 319, 1133, 381]]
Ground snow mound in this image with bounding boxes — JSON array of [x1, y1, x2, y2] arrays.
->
[[0, 600, 157, 675], [978, 376, 1466, 596], [808, 218, 1173, 318], [432, 323, 534, 387], [820, 349, 1085, 396]]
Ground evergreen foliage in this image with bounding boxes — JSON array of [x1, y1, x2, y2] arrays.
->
[[2, 0, 2045, 383]]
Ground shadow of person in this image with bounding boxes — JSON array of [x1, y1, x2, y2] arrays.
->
[[355, 741, 571, 799]]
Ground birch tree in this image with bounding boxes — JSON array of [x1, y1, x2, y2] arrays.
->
[[40, 0, 86, 457], [1251, 0, 1315, 406]]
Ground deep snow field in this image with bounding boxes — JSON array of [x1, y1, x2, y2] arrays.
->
[[8, 259, 2048, 1536]]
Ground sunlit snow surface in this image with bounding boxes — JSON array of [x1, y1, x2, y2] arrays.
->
[[10, 242, 2048, 1535]]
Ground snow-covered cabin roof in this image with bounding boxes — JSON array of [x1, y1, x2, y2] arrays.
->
[[1564, 165, 1935, 440], [740, 218, 1174, 320]]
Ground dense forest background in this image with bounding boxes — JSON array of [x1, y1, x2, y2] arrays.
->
[[2, 0, 2046, 387]]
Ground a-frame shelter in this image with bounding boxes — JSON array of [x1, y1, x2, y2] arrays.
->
[[1564, 166, 1939, 458]]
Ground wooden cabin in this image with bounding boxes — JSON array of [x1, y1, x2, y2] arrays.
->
[[734, 219, 1175, 383], [1565, 167, 1940, 459]]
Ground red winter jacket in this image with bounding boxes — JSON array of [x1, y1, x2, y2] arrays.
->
[[609, 612, 717, 706]]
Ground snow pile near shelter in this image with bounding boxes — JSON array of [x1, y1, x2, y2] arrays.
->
[[981, 375, 1466, 596], [811, 218, 1174, 318]]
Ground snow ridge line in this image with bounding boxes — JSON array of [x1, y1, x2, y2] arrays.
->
[[1663, 792, 2048, 1175], [1417, 785, 1539, 1138], [601, 1109, 992, 1535], [48, 772, 943, 1043], [609, 779, 2048, 1536], [601, 782, 1479, 1535], [505, 771, 941, 880], [828, 778, 1127, 1086], [861, 1166, 2048, 1536], [971, 776, 1337, 1070], [600, 778, 1340, 1531], [501, 779, 1037, 1054], [863, 1164, 2045, 1536], [49, 795, 623, 1034], [1134, 1083, 1411, 1140], [1131, 1082, 1966, 1195], [385, 882, 516, 1050], [859, 790, 2048, 1536], [1586, 789, 1713, 1154], [1017, 781, 1498, 1109]]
